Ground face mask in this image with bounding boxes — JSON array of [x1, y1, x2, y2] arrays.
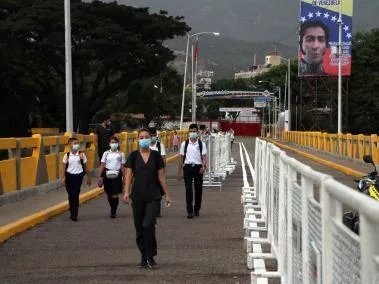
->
[[110, 143, 118, 150], [189, 132, 198, 139], [151, 137, 157, 143], [72, 144, 80, 151], [139, 138, 151, 149]]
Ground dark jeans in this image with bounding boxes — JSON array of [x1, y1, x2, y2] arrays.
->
[[65, 173, 83, 218], [183, 165, 203, 214], [132, 199, 160, 260]]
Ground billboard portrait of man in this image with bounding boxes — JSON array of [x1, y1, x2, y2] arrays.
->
[[298, 0, 353, 77], [299, 21, 329, 75]]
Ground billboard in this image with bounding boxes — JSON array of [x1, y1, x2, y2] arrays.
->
[[299, 0, 353, 77]]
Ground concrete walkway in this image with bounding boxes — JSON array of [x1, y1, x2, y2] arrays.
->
[[0, 141, 252, 284]]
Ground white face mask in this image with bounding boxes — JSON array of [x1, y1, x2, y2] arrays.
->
[[72, 144, 80, 151], [110, 143, 119, 150]]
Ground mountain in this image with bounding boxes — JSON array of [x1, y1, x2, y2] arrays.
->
[[98, 0, 379, 79], [106, 0, 379, 47]]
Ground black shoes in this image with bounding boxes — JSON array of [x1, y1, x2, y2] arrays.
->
[[70, 216, 78, 221], [187, 213, 194, 219], [194, 212, 199, 217], [147, 258, 157, 269], [110, 214, 117, 219], [137, 259, 147, 268]]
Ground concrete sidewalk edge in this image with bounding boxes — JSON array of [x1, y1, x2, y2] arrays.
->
[[0, 154, 179, 243], [0, 188, 103, 243], [264, 139, 365, 178]]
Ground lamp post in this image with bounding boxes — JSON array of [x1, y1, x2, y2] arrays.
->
[[279, 57, 291, 131], [259, 81, 281, 138], [179, 32, 220, 129], [64, 0, 73, 132], [337, 0, 343, 134]]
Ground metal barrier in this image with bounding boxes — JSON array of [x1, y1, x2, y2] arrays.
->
[[242, 138, 379, 284], [202, 133, 236, 190], [282, 131, 379, 164]]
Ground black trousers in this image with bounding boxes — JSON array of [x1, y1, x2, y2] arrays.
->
[[183, 165, 203, 214], [65, 173, 83, 218], [132, 199, 160, 260]]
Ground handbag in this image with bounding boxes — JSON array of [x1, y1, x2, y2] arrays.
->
[[105, 170, 119, 179]]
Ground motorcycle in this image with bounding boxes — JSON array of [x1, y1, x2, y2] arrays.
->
[[343, 155, 378, 234]]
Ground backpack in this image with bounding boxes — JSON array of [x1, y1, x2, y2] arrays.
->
[[183, 139, 203, 164], [156, 141, 161, 154], [65, 152, 85, 172], [128, 150, 164, 196]]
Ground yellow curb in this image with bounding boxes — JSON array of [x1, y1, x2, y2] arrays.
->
[[265, 139, 365, 178], [0, 153, 179, 243], [0, 188, 103, 243]]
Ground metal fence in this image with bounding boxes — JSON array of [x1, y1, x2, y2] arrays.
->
[[243, 138, 379, 284], [202, 133, 236, 190]]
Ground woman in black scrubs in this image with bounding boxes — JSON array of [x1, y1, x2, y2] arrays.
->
[[123, 128, 172, 269]]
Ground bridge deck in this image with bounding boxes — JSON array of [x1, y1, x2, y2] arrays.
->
[[0, 141, 252, 284]]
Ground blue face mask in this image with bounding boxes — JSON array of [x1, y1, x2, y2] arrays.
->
[[72, 144, 80, 151], [110, 143, 118, 151], [189, 132, 198, 140], [139, 138, 151, 149], [151, 137, 157, 143]]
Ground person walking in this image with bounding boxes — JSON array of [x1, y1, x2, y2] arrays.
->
[[95, 114, 114, 161], [149, 127, 166, 217], [123, 128, 172, 269], [172, 130, 180, 152], [98, 136, 125, 218], [177, 124, 207, 219], [61, 137, 91, 221]]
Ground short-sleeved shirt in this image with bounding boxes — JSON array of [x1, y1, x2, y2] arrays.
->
[[180, 139, 207, 165], [101, 150, 125, 171], [63, 152, 88, 174], [150, 142, 166, 156], [126, 150, 165, 201], [95, 125, 114, 156]]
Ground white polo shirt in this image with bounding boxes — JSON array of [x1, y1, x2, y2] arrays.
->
[[63, 152, 88, 174], [150, 142, 166, 156], [180, 139, 207, 165], [101, 150, 125, 171]]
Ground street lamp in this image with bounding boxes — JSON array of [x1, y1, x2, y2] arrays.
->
[[179, 32, 220, 129], [337, 1, 343, 133], [276, 57, 291, 131], [259, 81, 281, 138], [64, 0, 73, 132]]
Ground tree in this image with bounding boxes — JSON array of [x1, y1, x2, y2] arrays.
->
[[0, 0, 190, 135], [348, 28, 379, 134]]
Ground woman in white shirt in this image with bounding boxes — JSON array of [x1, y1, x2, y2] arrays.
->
[[98, 136, 125, 218]]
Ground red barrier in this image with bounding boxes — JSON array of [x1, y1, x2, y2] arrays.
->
[[220, 122, 261, 136]]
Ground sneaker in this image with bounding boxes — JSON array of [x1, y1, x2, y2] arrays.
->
[[70, 216, 78, 221], [187, 213, 194, 219], [147, 258, 157, 269], [110, 214, 117, 219], [137, 259, 147, 268]]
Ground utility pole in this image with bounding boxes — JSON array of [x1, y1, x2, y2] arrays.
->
[[64, 0, 73, 132]]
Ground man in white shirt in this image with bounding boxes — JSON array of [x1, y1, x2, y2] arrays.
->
[[178, 124, 207, 219]]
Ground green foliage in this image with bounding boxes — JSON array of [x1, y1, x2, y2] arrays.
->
[[348, 28, 379, 134], [0, 0, 190, 136]]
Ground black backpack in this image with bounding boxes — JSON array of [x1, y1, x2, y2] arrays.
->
[[183, 139, 203, 163], [65, 152, 85, 172]]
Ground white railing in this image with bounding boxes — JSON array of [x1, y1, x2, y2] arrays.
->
[[243, 138, 379, 284], [202, 133, 236, 190]]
